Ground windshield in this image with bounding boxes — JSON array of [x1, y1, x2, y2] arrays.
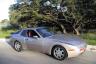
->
[[36, 28, 54, 38]]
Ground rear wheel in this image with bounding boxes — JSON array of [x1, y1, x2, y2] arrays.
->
[[14, 41, 23, 52], [52, 45, 68, 60]]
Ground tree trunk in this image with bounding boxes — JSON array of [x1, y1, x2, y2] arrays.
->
[[74, 28, 80, 35], [60, 24, 67, 34]]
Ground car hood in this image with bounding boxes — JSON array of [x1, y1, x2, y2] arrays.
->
[[48, 34, 86, 46]]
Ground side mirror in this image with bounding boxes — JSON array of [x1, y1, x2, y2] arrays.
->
[[33, 36, 38, 39]]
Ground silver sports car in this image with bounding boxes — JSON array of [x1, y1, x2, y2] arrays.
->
[[10, 27, 87, 60]]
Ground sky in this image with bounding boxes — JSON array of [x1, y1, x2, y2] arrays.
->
[[0, 0, 15, 21]]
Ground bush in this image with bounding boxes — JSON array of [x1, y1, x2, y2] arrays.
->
[[81, 32, 96, 45], [0, 30, 16, 38]]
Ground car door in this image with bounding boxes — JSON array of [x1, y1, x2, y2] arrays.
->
[[20, 29, 29, 49], [25, 30, 43, 52]]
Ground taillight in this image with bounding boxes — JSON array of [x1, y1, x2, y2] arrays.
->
[[80, 48, 85, 52]]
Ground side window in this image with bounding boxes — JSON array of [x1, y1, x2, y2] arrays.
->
[[27, 30, 40, 38], [21, 30, 27, 37]]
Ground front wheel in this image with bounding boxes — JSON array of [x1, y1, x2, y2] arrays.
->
[[52, 46, 68, 60], [14, 41, 23, 52]]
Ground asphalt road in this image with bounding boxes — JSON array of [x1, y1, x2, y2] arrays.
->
[[0, 40, 96, 64]]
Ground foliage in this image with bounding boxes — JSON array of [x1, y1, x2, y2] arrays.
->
[[9, 0, 41, 28], [0, 19, 11, 30], [0, 30, 16, 38], [81, 33, 96, 45], [9, 0, 96, 35]]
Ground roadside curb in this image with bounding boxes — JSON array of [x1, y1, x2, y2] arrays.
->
[[0, 39, 10, 47], [0, 38, 9, 42], [86, 45, 96, 52], [0, 38, 96, 52]]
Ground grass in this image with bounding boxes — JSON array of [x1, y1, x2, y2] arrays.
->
[[81, 33, 96, 45], [0, 30, 16, 38]]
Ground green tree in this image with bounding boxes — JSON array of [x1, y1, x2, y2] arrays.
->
[[10, 0, 66, 32], [62, 0, 83, 35], [9, 0, 96, 35], [9, 0, 42, 28], [0, 19, 11, 30]]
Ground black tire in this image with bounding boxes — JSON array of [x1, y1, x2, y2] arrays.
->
[[52, 45, 68, 60], [14, 41, 23, 52]]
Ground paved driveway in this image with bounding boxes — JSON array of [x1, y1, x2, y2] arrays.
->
[[0, 39, 96, 64]]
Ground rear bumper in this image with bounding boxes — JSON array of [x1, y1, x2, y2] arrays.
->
[[67, 47, 85, 58], [62, 44, 86, 58]]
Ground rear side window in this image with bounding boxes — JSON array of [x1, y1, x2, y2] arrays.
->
[[21, 30, 27, 37]]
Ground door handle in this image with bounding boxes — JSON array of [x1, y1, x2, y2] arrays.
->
[[25, 38, 28, 40]]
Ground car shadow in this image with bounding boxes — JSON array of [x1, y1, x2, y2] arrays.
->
[[45, 54, 61, 61]]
